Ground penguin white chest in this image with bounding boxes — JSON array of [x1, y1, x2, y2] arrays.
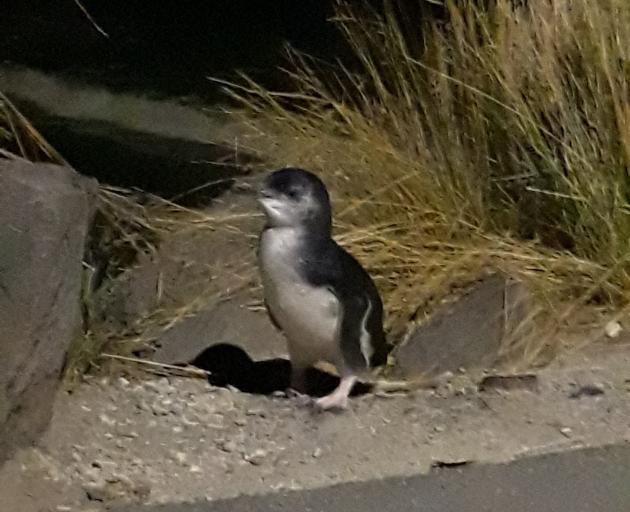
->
[[259, 228, 340, 363]]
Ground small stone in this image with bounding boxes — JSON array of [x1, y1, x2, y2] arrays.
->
[[143, 380, 163, 394], [83, 467, 101, 483], [171, 451, 187, 465], [190, 465, 202, 473], [169, 402, 185, 416], [245, 449, 267, 466], [433, 424, 446, 433], [312, 447, 322, 458], [151, 403, 169, 416], [234, 417, 247, 427], [246, 408, 267, 417], [173, 426, 184, 434], [83, 482, 113, 502], [99, 414, 116, 427], [605, 320, 622, 338], [216, 440, 238, 453], [136, 400, 150, 412], [182, 416, 200, 426], [71, 452, 82, 463], [201, 413, 225, 427], [118, 376, 130, 387], [559, 426, 573, 438]]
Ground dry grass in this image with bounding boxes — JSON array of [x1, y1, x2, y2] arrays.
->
[[5, 1, 630, 376], [217, 0, 630, 366]]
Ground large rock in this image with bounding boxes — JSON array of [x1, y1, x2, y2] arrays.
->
[[0, 159, 97, 463], [391, 273, 531, 378]]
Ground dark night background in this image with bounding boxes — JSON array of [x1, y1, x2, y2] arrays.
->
[[0, 1, 442, 200], [1, 1, 349, 99], [0, 1, 445, 99]]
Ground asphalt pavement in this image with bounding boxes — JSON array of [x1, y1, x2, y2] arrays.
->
[[115, 443, 630, 512]]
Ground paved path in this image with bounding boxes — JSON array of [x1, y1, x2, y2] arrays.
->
[[117, 443, 630, 512]]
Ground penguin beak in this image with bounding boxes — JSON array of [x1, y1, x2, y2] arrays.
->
[[257, 188, 282, 216], [259, 188, 274, 200]]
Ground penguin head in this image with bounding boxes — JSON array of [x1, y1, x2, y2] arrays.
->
[[258, 167, 332, 233]]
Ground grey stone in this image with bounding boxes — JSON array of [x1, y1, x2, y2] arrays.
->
[[392, 273, 530, 378], [0, 159, 97, 463], [150, 300, 286, 365]]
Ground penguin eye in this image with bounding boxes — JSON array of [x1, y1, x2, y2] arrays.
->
[[286, 188, 300, 200]]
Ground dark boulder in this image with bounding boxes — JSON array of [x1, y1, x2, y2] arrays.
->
[[0, 158, 97, 463]]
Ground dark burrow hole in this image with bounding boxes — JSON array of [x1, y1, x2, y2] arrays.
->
[[187, 343, 372, 398]]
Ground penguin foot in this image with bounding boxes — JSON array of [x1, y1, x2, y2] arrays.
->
[[315, 393, 348, 411], [314, 375, 357, 411]]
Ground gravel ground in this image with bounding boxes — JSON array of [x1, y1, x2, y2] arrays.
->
[[2, 342, 630, 511]]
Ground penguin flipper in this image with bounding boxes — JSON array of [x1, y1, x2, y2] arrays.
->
[[263, 298, 283, 332], [298, 239, 388, 371]]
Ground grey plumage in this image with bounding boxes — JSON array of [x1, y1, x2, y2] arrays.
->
[[257, 167, 388, 410]]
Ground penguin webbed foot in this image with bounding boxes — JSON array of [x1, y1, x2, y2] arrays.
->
[[314, 375, 357, 411]]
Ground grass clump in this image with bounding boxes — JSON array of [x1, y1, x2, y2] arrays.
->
[[221, 0, 630, 365]]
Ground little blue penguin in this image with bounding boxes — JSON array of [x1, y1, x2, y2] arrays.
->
[[257, 167, 389, 410]]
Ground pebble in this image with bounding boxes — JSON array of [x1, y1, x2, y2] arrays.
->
[[559, 426, 573, 438], [143, 380, 165, 394], [99, 414, 116, 427], [182, 416, 200, 426], [82, 467, 101, 483], [244, 449, 267, 466], [234, 417, 247, 427], [169, 402, 185, 416], [189, 465, 202, 473], [151, 403, 169, 416], [83, 482, 114, 502], [216, 440, 238, 453], [312, 447, 322, 458], [136, 400, 151, 412], [171, 451, 187, 465], [200, 413, 225, 428], [605, 320, 622, 338], [118, 377, 130, 387]]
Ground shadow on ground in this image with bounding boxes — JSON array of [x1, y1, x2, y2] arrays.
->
[[188, 343, 372, 398]]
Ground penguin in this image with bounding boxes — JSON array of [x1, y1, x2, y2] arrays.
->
[[257, 167, 389, 410]]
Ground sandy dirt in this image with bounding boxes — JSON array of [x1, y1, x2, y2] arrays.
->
[[2, 340, 630, 511]]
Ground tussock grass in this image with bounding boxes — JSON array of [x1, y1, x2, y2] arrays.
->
[[219, 0, 630, 366]]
